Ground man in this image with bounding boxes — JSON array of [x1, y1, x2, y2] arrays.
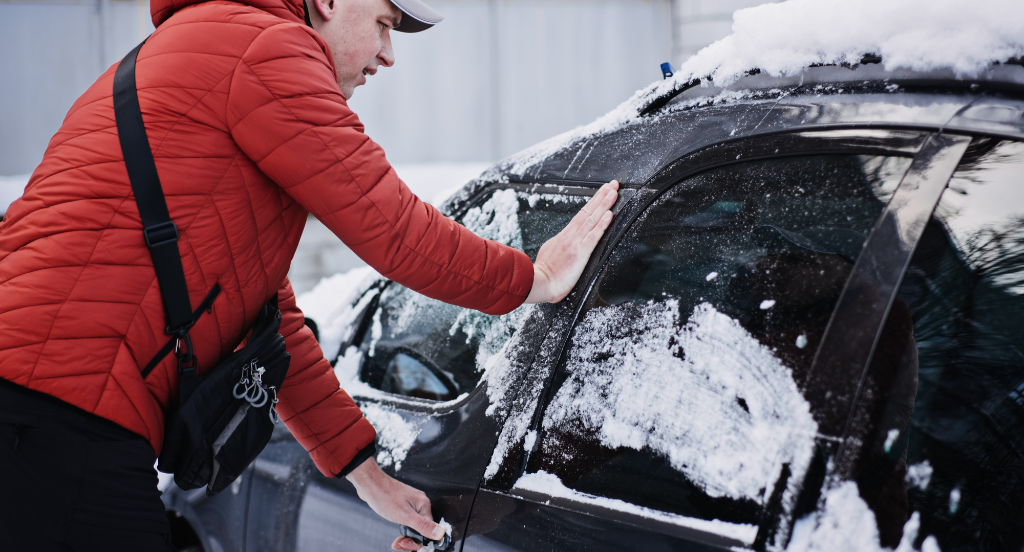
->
[[0, 0, 617, 549]]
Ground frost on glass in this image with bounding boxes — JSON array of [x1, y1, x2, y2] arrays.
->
[[357, 189, 586, 400], [541, 300, 816, 509]]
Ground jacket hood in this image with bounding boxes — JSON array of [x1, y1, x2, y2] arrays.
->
[[152, 0, 304, 27]]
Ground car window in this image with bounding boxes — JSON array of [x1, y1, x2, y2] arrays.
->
[[855, 140, 1024, 550], [525, 155, 911, 535], [354, 189, 589, 402]]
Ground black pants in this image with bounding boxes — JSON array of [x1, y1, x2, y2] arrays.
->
[[0, 379, 174, 552]]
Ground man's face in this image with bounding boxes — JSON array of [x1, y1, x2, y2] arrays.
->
[[310, 0, 401, 99]]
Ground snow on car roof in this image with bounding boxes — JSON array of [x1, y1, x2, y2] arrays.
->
[[661, 0, 1024, 92], [483, 0, 1024, 183]]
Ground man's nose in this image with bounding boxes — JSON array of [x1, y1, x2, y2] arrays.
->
[[379, 34, 395, 68]]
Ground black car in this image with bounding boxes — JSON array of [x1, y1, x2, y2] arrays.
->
[[163, 61, 1024, 552]]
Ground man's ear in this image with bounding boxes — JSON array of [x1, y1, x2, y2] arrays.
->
[[311, 0, 335, 22]]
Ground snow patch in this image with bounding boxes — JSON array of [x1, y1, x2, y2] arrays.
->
[[360, 403, 425, 471], [514, 471, 758, 544], [483, 0, 1024, 182], [906, 461, 933, 491], [786, 482, 881, 552], [296, 266, 380, 362], [884, 429, 900, 453], [0, 174, 29, 214], [786, 484, 940, 552], [544, 301, 817, 502], [657, 0, 1024, 96]]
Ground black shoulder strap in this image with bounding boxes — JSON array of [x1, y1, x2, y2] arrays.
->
[[113, 40, 195, 336]]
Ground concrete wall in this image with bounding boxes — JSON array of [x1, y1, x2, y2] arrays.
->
[[0, 0, 153, 176], [0, 0, 679, 176]]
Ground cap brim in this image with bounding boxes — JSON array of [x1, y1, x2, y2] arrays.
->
[[390, 0, 444, 33]]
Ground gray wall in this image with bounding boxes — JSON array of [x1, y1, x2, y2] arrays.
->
[[0, 0, 153, 176], [0, 0, 683, 175], [348, 0, 674, 164]]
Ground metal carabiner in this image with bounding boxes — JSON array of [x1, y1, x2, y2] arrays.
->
[[268, 386, 280, 424]]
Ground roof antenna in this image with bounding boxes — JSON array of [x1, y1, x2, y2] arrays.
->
[[660, 62, 675, 79]]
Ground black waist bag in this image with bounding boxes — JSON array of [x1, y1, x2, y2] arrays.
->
[[114, 40, 290, 497], [158, 298, 290, 495]]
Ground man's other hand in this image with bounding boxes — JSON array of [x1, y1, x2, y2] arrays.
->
[[346, 458, 445, 551], [526, 180, 619, 304]]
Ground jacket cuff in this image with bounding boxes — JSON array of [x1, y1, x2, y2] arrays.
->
[[335, 442, 377, 478]]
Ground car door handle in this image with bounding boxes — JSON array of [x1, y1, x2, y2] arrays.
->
[[400, 523, 453, 551]]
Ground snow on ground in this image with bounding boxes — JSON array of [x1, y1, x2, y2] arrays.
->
[[289, 161, 492, 294], [513, 471, 758, 545], [392, 162, 492, 207], [0, 174, 28, 215]]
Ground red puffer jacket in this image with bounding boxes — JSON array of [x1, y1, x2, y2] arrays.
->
[[0, 0, 533, 477]]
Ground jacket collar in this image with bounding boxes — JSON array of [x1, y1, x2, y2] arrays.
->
[[151, 0, 304, 27]]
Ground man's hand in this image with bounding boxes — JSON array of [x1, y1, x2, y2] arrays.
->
[[346, 458, 445, 551], [526, 180, 619, 304]]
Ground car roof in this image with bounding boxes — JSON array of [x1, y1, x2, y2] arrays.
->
[[458, 64, 1024, 196]]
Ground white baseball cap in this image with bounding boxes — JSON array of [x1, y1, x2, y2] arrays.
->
[[390, 0, 444, 33]]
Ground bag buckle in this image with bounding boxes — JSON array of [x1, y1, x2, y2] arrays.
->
[[144, 221, 179, 248], [175, 331, 197, 375]]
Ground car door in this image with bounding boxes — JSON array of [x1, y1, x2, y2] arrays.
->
[[245, 183, 604, 552], [463, 130, 947, 552]]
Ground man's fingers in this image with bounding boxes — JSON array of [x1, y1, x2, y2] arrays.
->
[[408, 514, 444, 541], [581, 211, 613, 249], [392, 536, 420, 551], [567, 181, 618, 234]]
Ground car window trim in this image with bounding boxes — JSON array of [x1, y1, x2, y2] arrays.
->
[[800, 133, 973, 478], [489, 487, 756, 550]]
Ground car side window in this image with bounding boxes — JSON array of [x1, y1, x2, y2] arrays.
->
[[856, 140, 1024, 549], [353, 189, 588, 402], [526, 155, 910, 534]]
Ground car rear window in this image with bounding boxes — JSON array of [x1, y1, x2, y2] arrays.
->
[[524, 154, 910, 542], [353, 188, 589, 402], [856, 139, 1024, 550]]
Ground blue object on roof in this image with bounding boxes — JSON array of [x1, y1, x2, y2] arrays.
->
[[661, 62, 675, 79]]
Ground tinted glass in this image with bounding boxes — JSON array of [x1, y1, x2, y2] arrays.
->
[[528, 155, 909, 534], [356, 189, 588, 401], [858, 140, 1024, 550]]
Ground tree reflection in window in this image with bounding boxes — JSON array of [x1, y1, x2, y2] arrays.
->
[[861, 140, 1024, 550]]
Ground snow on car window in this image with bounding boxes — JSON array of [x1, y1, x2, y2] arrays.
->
[[313, 189, 587, 403], [542, 300, 817, 503], [786, 482, 938, 552]]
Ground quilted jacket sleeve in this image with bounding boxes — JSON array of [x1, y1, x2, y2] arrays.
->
[[227, 23, 534, 316], [275, 277, 376, 477]]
